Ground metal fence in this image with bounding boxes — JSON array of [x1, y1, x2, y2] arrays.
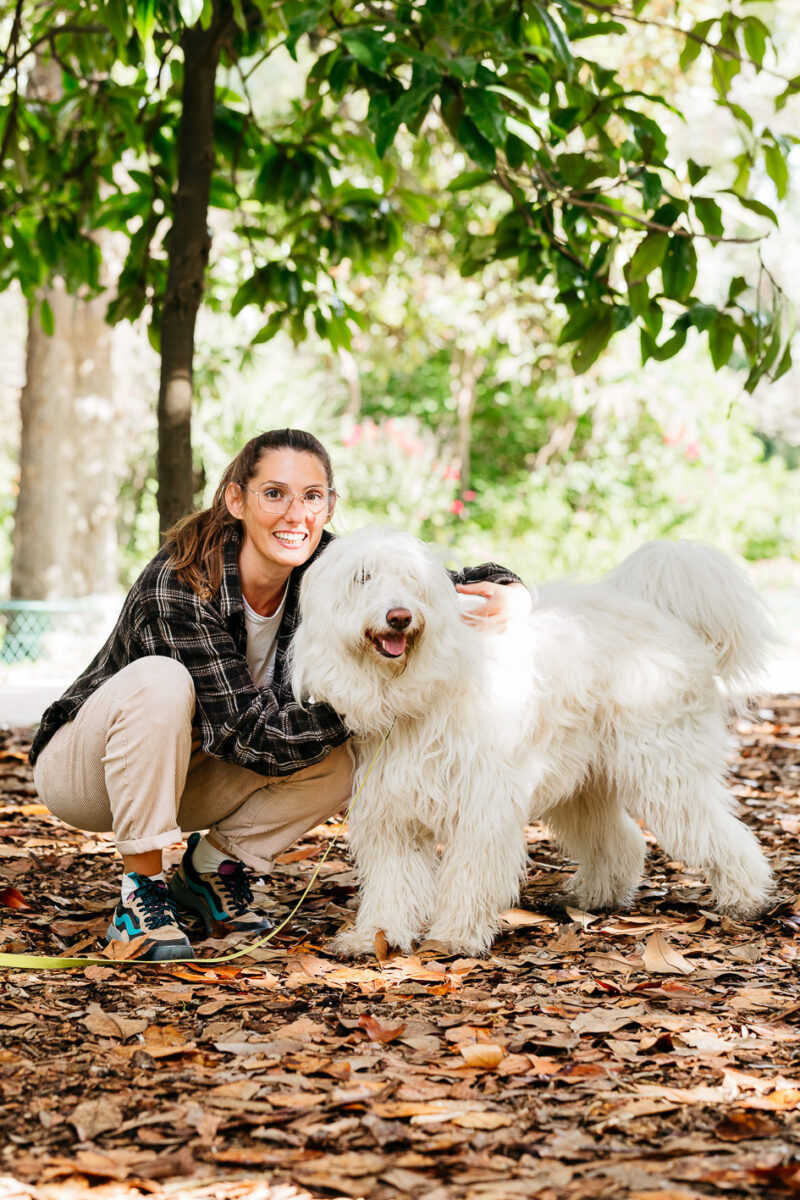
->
[[0, 599, 112, 665]]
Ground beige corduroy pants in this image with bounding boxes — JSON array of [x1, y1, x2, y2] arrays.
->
[[32, 656, 354, 872]]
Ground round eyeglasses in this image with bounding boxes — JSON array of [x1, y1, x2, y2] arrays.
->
[[245, 486, 337, 516]]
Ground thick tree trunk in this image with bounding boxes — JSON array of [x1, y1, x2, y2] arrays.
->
[[11, 284, 118, 599], [11, 56, 118, 602], [157, 7, 233, 536]]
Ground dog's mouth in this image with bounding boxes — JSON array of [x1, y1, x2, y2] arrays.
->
[[368, 631, 410, 659]]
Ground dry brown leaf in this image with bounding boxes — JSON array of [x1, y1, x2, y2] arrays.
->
[[450, 1110, 513, 1129], [714, 1110, 781, 1140], [68, 1098, 123, 1142], [82, 1005, 148, 1041], [458, 1042, 505, 1069], [264, 1092, 326, 1108], [358, 1013, 406, 1043], [642, 930, 694, 975], [499, 908, 552, 927]]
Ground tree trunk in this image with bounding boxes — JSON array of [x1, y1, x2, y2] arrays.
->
[[157, 6, 233, 536], [11, 284, 118, 599], [10, 56, 118, 602]]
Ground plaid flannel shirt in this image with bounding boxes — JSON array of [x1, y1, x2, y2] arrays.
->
[[29, 529, 521, 776]]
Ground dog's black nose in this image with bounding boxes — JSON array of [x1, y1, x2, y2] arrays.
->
[[386, 607, 412, 630]]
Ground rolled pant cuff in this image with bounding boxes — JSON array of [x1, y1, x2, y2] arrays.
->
[[209, 831, 274, 875], [115, 828, 184, 856]]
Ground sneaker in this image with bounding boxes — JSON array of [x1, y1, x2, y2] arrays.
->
[[168, 832, 273, 936], [106, 875, 194, 962]]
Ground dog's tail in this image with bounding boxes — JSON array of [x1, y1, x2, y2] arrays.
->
[[604, 541, 775, 692]]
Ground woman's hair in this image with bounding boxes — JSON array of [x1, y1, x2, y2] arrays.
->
[[164, 428, 334, 599]]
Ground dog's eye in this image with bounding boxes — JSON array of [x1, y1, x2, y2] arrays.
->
[[354, 569, 372, 585]]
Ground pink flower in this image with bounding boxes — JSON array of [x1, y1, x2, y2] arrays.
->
[[684, 441, 701, 461], [450, 499, 465, 515], [342, 424, 362, 447], [463, 490, 476, 501], [442, 465, 461, 481]]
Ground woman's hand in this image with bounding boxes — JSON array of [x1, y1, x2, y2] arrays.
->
[[456, 581, 532, 632]]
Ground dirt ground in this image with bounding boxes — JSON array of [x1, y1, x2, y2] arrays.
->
[[0, 696, 798, 1200]]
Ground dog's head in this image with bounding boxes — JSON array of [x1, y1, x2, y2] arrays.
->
[[290, 527, 473, 730]]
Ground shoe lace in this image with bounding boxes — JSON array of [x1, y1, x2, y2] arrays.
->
[[131, 876, 181, 929], [218, 861, 253, 916]]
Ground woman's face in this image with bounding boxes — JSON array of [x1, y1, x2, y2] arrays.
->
[[225, 448, 335, 577]]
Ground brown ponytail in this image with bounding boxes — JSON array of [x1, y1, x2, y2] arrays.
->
[[164, 429, 334, 599]]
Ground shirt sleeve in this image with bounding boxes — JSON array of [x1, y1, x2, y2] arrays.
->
[[446, 562, 524, 587], [139, 605, 349, 778]]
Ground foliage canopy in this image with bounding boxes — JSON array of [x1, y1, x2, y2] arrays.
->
[[1, 0, 797, 400]]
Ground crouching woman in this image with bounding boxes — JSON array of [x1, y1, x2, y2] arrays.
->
[[29, 428, 525, 960]]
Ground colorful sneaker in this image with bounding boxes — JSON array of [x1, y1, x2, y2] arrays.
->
[[168, 832, 273, 936], [106, 875, 194, 962]]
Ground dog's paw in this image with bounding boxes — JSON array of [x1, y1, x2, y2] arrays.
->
[[328, 927, 380, 958], [427, 923, 496, 958], [328, 925, 416, 958]]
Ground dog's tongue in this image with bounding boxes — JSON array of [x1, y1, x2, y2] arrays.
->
[[379, 633, 407, 657]]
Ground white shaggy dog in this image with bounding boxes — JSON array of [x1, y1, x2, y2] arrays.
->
[[291, 529, 774, 957]]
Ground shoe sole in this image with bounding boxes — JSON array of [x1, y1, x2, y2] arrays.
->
[[105, 922, 194, 962]]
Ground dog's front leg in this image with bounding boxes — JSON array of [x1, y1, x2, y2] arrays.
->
[[330, 825, 438, 957], [427, 806, 528, 956]]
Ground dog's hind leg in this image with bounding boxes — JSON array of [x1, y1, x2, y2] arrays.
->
[[330, 825, 438, 957], [625, 746, 773, 919], [543, 778, 646, 912]]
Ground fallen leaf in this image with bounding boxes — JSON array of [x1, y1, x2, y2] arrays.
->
[[458, 1042, 505, 1069], [642, 931, 694, 975], [0, 887, 31, 909], [82, 1005, 148, 1041], [68, 1098, 123, 1142], [450, 1110, 513, 1129], [500, 908, 552, 927], [358, 1014, 406, 1043], [715, 1110, 781, 1140]]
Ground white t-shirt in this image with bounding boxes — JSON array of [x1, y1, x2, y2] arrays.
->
[[243, 586, 288, 687]]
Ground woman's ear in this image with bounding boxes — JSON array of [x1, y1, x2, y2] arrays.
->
[[224, 482, 245, 520]]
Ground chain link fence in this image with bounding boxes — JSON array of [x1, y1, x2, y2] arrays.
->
[[0, 599, 116, 667]]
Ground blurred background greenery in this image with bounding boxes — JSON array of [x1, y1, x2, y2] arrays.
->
[[0, 0, 798, 616]]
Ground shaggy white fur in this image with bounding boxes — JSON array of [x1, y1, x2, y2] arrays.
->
[[290, 529, 775, 957]]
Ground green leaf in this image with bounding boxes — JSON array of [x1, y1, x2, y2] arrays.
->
[[447, 170, 494, 192], [39, 297, 54, 337], [178, 0, 204, 25], [558, 303, 603, 346], [692, 196, 724, 239], [742, 15, 768, 66], [661, 236, 697, 301], [396, 188, 433, 222], [709, 318, 736, 369], [727, 192, 778, 226], [571, 311, 614, 374], [457, 115, 496, 170], [687, 159, 711, 186], [763, 140, 789, 200], [504, 115, 540, 153], [627, 232, 668, 285], [679, 19, 715, 71], [773, 340, 792, 382], [342, 31, 388, 75]]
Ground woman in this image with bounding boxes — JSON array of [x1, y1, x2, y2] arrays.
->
[[30, 429, 527, 960]]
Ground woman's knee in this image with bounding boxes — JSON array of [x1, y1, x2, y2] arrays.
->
[[111, 656, 195, 717]]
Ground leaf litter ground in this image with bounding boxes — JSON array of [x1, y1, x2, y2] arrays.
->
[[0, 697, 798, 1200]]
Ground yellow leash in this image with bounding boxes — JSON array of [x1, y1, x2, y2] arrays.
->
[[0, 726, 393, 972]]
